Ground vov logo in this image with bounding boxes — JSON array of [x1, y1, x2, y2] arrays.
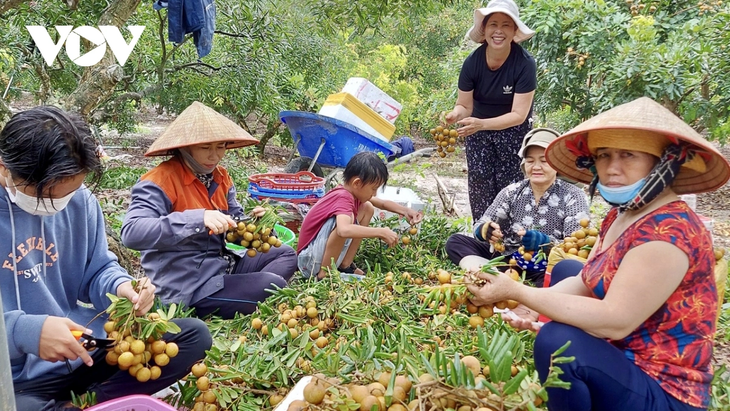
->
[[26, 26, 145, 67]]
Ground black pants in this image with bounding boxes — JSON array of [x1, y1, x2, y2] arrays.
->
[[192, 245, 297, 319], [465, 121, 530, 219], [445, 233, 545, 286], [14, 318, 212, 411]]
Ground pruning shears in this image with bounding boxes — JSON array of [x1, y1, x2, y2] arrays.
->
[[65, 330, 116, 373], [71, 330, 116, 351], [209, 214, 251, 235]]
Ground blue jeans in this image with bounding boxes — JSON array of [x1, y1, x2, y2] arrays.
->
[[535, 322, 704, 411]]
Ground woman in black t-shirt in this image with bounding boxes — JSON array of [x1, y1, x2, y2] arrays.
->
[[445, 0, 537, 219]]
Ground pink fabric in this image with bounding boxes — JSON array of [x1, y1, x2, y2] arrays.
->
[[297, 187, 361, 252]]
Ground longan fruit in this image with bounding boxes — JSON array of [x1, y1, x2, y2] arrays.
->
[[136, 366, 152, 382], [154, 353, 170, 367], [196, 376, 210, 391], [478, 305, 494, 318], [165, 342, 179, 358], [192, 362, 208, 378], [103, 321, 116, 334], [469, 315, 485, 328], [150, 365, 162, 380]]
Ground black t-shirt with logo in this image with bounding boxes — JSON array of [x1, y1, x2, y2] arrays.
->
[[458, 42, 537, 119]]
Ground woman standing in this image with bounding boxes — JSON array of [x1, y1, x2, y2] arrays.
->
[[446, 0, 537, 218], [467, 97, 729, 410], [122, 102, 298, 319]]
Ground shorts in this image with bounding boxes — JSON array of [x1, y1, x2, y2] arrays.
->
[[298, 217, 352, 278]]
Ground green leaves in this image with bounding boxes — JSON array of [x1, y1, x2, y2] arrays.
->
[[105, 294, 181, 341]]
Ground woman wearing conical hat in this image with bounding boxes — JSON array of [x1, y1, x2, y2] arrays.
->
[[121, 102, 298, 319], [466, 97, 729, 410]]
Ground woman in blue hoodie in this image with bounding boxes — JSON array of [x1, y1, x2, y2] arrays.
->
[[0, 106, 212, 411]]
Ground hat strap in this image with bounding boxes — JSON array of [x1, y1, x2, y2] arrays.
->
[[616, 144, 691, 212], [575, 144, 694, 212]]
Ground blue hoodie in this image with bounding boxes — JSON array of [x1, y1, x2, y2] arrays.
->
[[0, 186, 132, 382]]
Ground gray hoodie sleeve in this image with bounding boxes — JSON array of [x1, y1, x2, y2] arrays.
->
[[4, 311, 47, 359], [121, 180, 207, 250]]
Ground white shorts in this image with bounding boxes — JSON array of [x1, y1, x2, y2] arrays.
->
[[297, 217, 352, 278]]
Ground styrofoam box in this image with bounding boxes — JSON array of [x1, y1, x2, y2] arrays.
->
[[274, 376, 312, 411], [375, 186, 427, 221], [318, 93, 395, 142], [341, 77, 402, 124]]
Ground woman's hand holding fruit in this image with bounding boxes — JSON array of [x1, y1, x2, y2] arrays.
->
[[204, 210, 235, 235]]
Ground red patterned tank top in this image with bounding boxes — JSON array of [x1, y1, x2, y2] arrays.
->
[[581, 201, 716, 408]]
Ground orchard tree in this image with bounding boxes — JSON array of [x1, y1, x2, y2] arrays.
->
[[522, 0, 730, 140]]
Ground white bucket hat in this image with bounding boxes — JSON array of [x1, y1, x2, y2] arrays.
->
[[466, 0, 535, 44]]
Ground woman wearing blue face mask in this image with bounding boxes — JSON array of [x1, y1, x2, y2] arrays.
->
[[466, 97, 730, 411], [0, 106, 212, 411]]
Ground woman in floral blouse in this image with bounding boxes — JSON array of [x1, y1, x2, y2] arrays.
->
[[445, 128, 589, 285], [467, 97, 729, 410]]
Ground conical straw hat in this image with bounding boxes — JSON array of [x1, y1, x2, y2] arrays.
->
[[545, 97, 730, 195], [145, 101, 259, 157]]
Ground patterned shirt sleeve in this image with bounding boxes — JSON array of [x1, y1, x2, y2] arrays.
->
[[559, 181, 590, 238], [475, 183, 516, 232]]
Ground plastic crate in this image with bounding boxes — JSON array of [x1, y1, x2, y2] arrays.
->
[[249, 171, 325, 192], [247, 171, 325, 204], [86, 395, 177, 411]]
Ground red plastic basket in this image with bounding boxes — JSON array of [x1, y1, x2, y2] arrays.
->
[[248, 171, 325, 191], [86, 395, 177, 411]]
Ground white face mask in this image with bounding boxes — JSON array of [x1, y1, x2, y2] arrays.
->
[[4, 180, 76, 216]]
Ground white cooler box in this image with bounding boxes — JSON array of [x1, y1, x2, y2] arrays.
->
[[375, 186, 427, 221], [341, 77, 402, 124], [318, 92, 396, 141]]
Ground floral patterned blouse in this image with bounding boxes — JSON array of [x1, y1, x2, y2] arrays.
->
[[582, 201, 716, 408], [475, 178, 590, 255]]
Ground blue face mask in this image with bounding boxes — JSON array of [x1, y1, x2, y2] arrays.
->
[[597, 178, 646, 205]]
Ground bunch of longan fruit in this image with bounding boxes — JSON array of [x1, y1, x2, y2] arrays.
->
[[464, 268, 521, 328], [103, 313, 179, 383], [191, 362, 218, 411], [289, 372, 414, 411], [226, 220, 283, 258], [251, 296, 336, 364], [429, 126, 459, 158], [401, 225, 418, 245], [557, 218, 597, 259]]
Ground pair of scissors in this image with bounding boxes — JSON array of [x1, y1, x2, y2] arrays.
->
[[71, 330, 116, 351], [65, 330, 117, 373]]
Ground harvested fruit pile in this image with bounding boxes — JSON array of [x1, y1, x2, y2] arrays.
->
[[154, 215, 730, 411], [429, 126, 460, 158], [555, 218, 597, 259], [102, 280, 181, 383], [170, 216, 572, 411]]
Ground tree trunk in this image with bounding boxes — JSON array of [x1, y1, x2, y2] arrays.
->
[[63, 0, 142, 117], [0, 99, 11, 128], [257, 120, 282, 157], [0, 0, 28, 16]]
